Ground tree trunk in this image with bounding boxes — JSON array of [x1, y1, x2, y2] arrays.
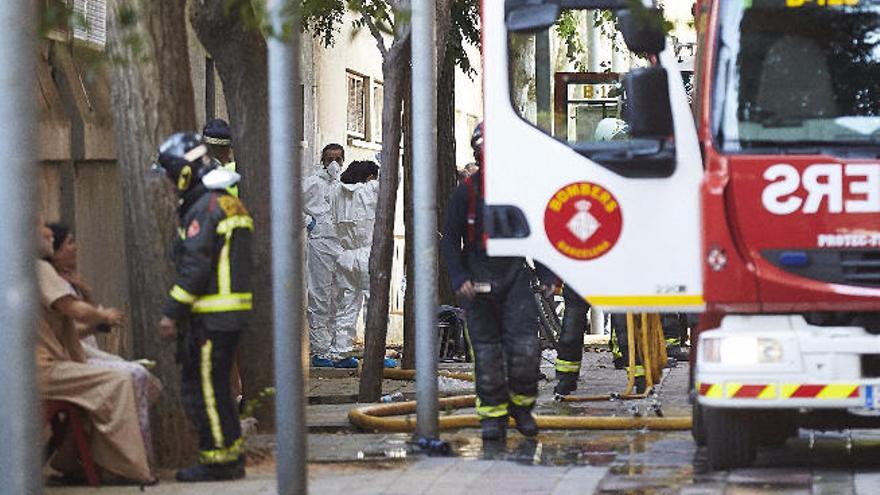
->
[[401, 70, 414, 370], [107, 0, 197, 467], [190, 1, 276, 428], [359, 30, 412, 402], [435, 16, 457, 308]]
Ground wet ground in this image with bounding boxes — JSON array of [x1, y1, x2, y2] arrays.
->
[[45, 345, 880, 493]]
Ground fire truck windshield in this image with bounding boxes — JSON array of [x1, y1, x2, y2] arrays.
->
[[714, 0, 880, 151]]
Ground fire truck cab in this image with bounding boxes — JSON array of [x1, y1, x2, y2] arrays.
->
[[483, 0, 880, 471], [692, 0, 880, 469]]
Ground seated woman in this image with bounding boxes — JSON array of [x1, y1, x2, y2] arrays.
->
[[47, 223, 163, 469]]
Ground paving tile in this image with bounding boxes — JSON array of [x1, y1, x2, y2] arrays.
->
[[854, 472, 880, 495], [811, 469, 854, 495], [727, 468, 812, 486]]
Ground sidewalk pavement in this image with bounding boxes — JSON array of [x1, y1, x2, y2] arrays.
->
[[46, 345, 695, 494]]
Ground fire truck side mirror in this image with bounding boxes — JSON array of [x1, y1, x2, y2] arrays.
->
[[506, 2, 561, 33], [618, 7, 666, 55], [623, 67, 674, 139]]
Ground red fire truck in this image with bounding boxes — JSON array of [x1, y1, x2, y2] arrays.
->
[[485, 0, 880, 470], [691, 0, 880, 469]]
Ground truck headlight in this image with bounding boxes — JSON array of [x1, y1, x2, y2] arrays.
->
[[701, 337, 783, 364]]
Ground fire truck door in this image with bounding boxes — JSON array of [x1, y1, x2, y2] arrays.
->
[[482, 0, 704, 312]]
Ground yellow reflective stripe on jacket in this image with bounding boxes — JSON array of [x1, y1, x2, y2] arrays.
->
[[170, 284, 197, 305], [200, 339, 224, 449], [216, 215, 253, 235], [199, 437, 243, 465], [192, 293, 253, 313], [475, 397, 508, 419], [218, 235, 232, 295], [510, 393, 536, 407], [555, 358, 581, 373], [216, 215, 251, 293]]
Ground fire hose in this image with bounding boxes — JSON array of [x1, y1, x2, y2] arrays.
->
[[350, 313, 692, 432]]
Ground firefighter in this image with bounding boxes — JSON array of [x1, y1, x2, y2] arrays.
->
[[553, 285, 591, 396], [440, 123, 548, 441], [154, 132, 252, 482], [202, 118, 238, 197]]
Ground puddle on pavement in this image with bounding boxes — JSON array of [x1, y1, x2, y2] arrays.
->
[[446, 429, 694, 468]]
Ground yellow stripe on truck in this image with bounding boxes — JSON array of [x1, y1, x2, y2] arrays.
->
[[586, 295, 704, 307]]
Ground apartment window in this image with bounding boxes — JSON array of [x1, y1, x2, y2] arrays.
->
[[347, 72, 367, 139], [72, 0, 107, 48], [372, 82, 384, 143]]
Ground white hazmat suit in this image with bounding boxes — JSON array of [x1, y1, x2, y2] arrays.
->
[[303, 162, 342, 358], [331, 179, 379, 352]]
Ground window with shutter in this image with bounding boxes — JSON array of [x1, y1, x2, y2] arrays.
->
[[346, 72, 367, 138], [72, 0, 106, 48]]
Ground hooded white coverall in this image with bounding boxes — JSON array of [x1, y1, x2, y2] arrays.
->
[[331, 179, 379, 353], [303, 162, 342, 358]]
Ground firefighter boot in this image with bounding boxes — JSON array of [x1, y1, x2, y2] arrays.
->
[[554, 371, 579, 397], [480, 417, 508, 442], [509, 405, 539, 437]]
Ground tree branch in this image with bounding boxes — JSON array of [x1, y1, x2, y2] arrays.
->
[[359, 11, 388, 57]]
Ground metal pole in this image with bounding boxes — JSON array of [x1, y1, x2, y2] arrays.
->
[[268, 1, 306, 493], [0, 2, 40, 494], [412, 0, 439, 439]]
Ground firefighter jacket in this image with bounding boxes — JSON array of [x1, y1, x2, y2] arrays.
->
[[163, 168, 253, 332], [440, 170, 555, 292]]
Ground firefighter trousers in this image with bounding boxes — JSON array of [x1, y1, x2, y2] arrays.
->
[[462, 261, 541, 420], [555, 285, 590, 376], [180, 323, 243, 465]]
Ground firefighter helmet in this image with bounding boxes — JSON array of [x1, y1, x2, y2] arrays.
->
[[471, 122, 484, 163], [202, 119, 232, 147], [594, 118, 629, 142], [154, 132, 211, 193]]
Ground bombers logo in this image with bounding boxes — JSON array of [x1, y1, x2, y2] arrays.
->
[[544, 182, 623, 260]]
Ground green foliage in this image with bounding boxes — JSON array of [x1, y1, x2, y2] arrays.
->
[[449, 0, 480, 76], [303, 0, 346, 46], [303, 0, 480, 76], [556, 11, 587, 72]]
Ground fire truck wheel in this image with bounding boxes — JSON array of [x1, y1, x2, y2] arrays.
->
[[691, 401, 707, 446], [704, 407, 757, 470]]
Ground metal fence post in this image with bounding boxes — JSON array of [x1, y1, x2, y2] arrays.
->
[[268, 0, 306, 493], [412, 0, 440, 440], [0, 1, 40, 494]]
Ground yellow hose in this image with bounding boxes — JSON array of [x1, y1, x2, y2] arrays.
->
[[348, 395, 691, 432], [352, 313, 690, 432]]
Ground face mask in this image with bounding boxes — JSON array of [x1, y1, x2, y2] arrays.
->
[[326, 160, 341, 179]]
